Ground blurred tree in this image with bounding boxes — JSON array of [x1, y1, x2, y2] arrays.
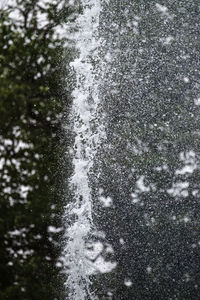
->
[[0, 1, 74, 299]]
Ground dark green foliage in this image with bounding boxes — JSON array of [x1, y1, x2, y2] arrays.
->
[[0, 1, 73, 299]]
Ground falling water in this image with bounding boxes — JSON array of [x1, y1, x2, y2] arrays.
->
[[63, 0, 200, 298], [63, 0, 103, 299]]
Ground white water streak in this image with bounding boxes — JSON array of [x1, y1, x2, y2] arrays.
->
[[64, 0, 103, 299]]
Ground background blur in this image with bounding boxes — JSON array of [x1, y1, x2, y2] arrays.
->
[[0, 1, 74, 299], [1, 1, 200, 300]]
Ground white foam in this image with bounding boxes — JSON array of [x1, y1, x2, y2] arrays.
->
[[63, 1, 104, 299]]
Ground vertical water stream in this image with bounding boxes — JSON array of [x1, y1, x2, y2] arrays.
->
[[63, 1, 102, 299]]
